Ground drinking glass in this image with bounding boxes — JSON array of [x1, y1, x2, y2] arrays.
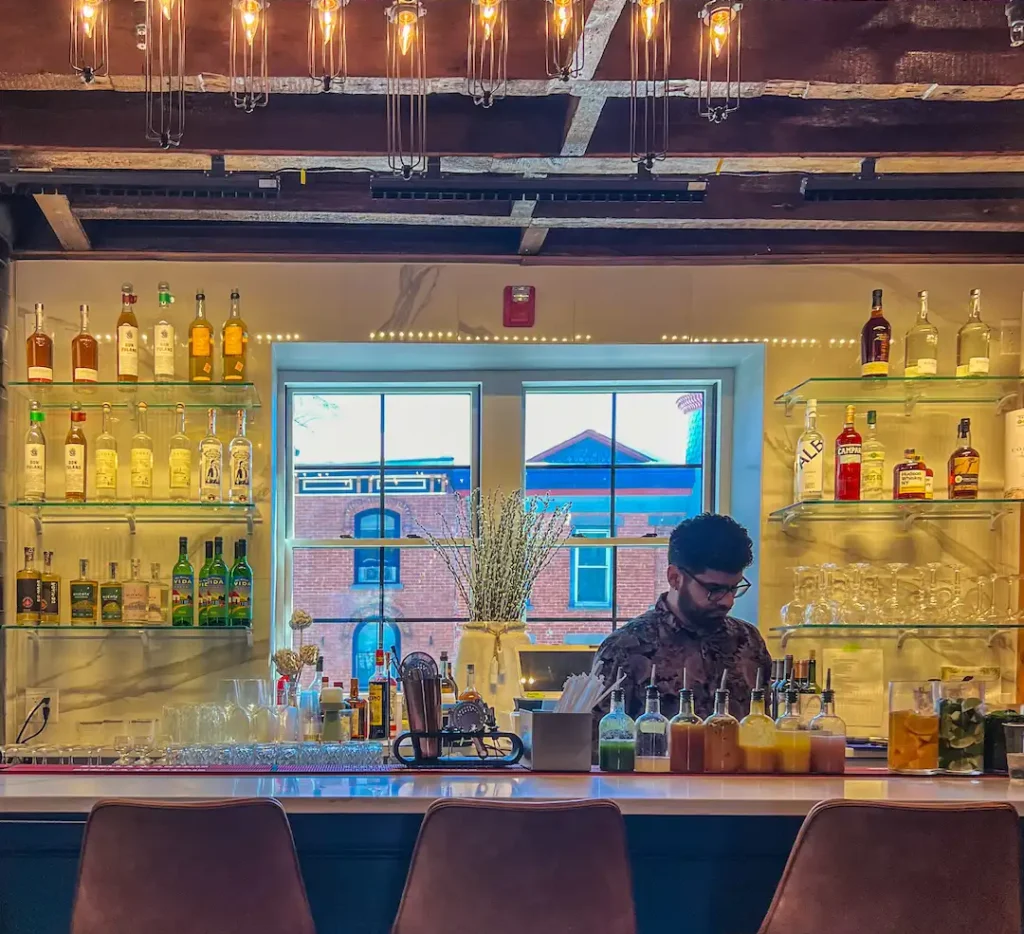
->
[[129, 718, 157, 766], [234, 680, 271, 717], [112, 732, 134, 767], [916, 562, 950, 625], [1004, 723, 1024, 782], [937, 681, 985, 775], [840, 563, 872, 625], [2, 744, 30, 764], [888, 681, 939, 774], [76, 720, 107, 765], [945, 566, 968, 624], [275, 705, 301, 742], [780, 567, 811, 626], [804, 564, 840, 626], [197, 704, 226, 744], [882, 562, 908, 624], [977, 572, 1001, 623]]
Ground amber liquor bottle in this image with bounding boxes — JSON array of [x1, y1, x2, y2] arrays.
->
[[189, 290, 214, 383], [834, 404, 862, 501], [222, 289, 249, 382], [116, 283, 139, 383], [860, 288, 891, 378], [71, 304, 99, 383], [948, 417, 980, 500], [893, 448, 927, 500], [26, 303, 53, 384]]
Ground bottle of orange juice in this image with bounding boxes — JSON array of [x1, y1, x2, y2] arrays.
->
[[739, 670, 776, 773], [775, 681, 811, 773]]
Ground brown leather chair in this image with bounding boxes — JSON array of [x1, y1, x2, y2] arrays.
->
[[392, 799, 637, 934], [759, 799, 1021, 934], [71, 798, 315, 934]]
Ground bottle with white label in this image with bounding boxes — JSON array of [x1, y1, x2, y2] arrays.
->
[[860, 409, 886, 501], [229, 409, 252, 504], [64, 403, 88, 502], [154, 282, 176, 382], [131, 401, 154, 501], [122, 558, 149, 624], [199, 407, 223, 503], [793, 399, 824, 502], [956, 289, 991, 378], [71, 304, 99, 384], [903, 290, 938, 378], [116, 282, 139, 384], [94, 402, 118, 501], [168, 403, 192, 501], [23, 402, 47, 503]]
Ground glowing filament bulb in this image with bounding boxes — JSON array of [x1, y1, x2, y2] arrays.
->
[[396, 8, 418, 56], [639, 0, 659, 42], [80, 1, 97, 38], [709, 7, 731, 58], [159, 0, 174, 19], [238, 0, 262, 46], [479, 0, 498, 41], [316, 0, 340, 44], [553, 0, 572, 39]]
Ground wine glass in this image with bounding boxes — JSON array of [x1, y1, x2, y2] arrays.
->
[[945, 565, 967, 624], [977, 572, 1001, 623], [804, 564, 840, 626], [779, 566, 810, 626], [882, 562, 908, 624], [841, 563, 872, 625], [234, 680, 271, 718], [112, 732, 134, 767], [129, 718, 157, 766]]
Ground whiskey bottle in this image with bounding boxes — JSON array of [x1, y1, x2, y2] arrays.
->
[[70, 558, 99, 625], [100, 561, 124, 624], [154, 282, 176, 382], [893, 448, 927, 500], [130, 401, 154, 502], [903, 290, 938, 378], [169, 403, 192, 500], [26, 302, 53, 384], [148, 562, 169, 624], [197, 540, 213, 626], [171, 537, 195, 627], [229, 409, 252, 504], [956, 289, 991, 378], [833, 404, 862, 501], [205, 537, 229, 627], [439, 650, 459, 721], [228, 539, 253, 627], [24, 402, 47, 503], [860, 289, 891, 378], [199, 407, 223, 503], [860, 409, 885, 501], [71, 303, 99, 383], [94, 402, 118, 501], [16, 547, 41, 626], [116, 282, 140, 383], [349, 678, 368, 740], [222, 288, 249, 382], [459, 663, 484, 702], [40, 550, 60, 625], [188, 290, 214, 383], [368, 649, 391, 740], [948, 417, 980, 500], [63, 404, 88, 502], [793, 399, 824, 502], [122, 558, 149, 624]]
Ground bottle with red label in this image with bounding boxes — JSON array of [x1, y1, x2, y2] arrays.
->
[[834, 404, 862, 501]]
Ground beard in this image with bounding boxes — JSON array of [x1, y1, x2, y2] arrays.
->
[[674, 584, 729, 628]]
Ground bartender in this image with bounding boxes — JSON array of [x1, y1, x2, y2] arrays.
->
[[592, 512, 771, 729]]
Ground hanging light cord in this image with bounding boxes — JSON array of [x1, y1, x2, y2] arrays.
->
[[15, 696, 51, 746]]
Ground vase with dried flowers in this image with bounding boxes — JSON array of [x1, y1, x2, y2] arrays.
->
[[273, 609, 319, 706]]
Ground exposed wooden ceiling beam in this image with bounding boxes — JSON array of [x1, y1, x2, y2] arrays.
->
[[32, 194, 90, 250]]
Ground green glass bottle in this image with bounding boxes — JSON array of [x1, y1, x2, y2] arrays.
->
[[197, 540, 213, 627], [171, 536, 194, 628], [206, 536, 229, 627], [229, 539, 253, 628]]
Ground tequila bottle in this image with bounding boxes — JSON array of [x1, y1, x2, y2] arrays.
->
[[26, 302, 53, 384], [116, 282, 139, 383], [229, 409, 252, 504], [40, 550, 60, 625], [148, 562, 169, 624], [188, 290, 214, 382], [229, 539, 253, 627], [100, 562, 123, 624], [130, 401, 154, 501], [860, 409, 885, 501], [71, 303, 99, 383], [23, 402, 47, 503], [153, 281, 176, 382], [903, 290, 938, 377], [70, 559, 98, 625], [65, 404, 88, 502], [168, 402, 192, 500], [122, 558, 149, 624], [793, 399, 824, 502], [94, 402, 118, 501], [956, 288, 991, 377], [205, 537, 229, 627], [199, 408, 223, 503], [222, 288, 249, 382], [16, 547, 41, 625]]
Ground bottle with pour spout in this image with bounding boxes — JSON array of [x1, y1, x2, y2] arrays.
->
[[634, 667, 669, 773], [669, 669, 704, 773], [703, 670, 741, 773], [739, 669, 777, 773]]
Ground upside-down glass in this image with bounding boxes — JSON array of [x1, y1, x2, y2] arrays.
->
[[888, 680, 939, 774], [779, 566, 811, 626], [804, 564, 840, 626], [882, 562, 908, 624]]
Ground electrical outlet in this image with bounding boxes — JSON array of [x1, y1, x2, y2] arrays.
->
[[24, 689, 58, 724]]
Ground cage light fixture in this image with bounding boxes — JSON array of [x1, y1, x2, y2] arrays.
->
[[142, 0, 187, 148], [629, 0, 670, 168], [697, 0, 742, 122], [230, 0, 270, 112], [545, 0, 584, 81], [309, 0, 348, 91], [467, 0, 508, 107], [386, 0, 428, 177], [70, 0, 110, 83]]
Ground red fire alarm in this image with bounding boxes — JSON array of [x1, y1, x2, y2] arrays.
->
[[503, 285, 536, 328]]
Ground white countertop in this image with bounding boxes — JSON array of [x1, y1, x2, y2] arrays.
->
[[0, 771, 1023, 816]]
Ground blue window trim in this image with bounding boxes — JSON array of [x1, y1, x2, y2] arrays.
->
[[353, 508, 402, 586], [569, 527, 613, 609]]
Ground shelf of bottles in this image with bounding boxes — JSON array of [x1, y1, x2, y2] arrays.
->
[[8, 381, 261, 411], [769, 623, 1024, 651], [775, 375, 1021, 414], [769, 498, 1021, 528], [8, 501, 260, 532]]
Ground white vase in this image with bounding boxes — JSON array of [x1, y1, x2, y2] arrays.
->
[[454, 621, 530, 730]]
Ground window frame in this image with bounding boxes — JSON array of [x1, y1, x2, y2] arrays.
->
[[569, 527, 613, 609], [353, 508, 402, 587]]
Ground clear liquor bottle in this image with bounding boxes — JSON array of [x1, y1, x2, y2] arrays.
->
[[903, 290, 938, 378], [71, 303, 99, 383], [94, 402, 118, 501], [23, 402, 47, 503], [188, 290, 214, 383], [222, 288, 249, 382], [122, 558, 149, 624], [147, 562, 169, 624], [956, 289, 991, 378], [860, 409, 885, 501], [64, 403, 88, 502], [116, 283, 139, 384], [634, 684, 670, 772], [793, 398, 824, 502], [199, 407, 223, 503], [26, 303, 54, 384], [168, 402, 192, 501], [130, 401, 154, 502], [153, 282, 176, 382], [229, 409, 252, 504]]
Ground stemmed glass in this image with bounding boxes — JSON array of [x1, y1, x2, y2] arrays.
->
[[841, 563, 872, 625], [916, 562, 950, 625], [882, 562, 908, 624], [945, 566, 967, 624], [977, 572, 1001, 623], [234, 680, 271, 718], [112, 728, 134, 767], [804, 564, 840, 626], [780, 567, 811, 626], [130, 719, 157, 766]]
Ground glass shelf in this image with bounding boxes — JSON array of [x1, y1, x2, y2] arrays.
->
[[1, 625, 255, 646], [775, 376, 1021, 414], [769, 498, 1021, 528], [7, 381, 261, 410], [9, 501, 260, 534], [769, 623, 1024, 650]]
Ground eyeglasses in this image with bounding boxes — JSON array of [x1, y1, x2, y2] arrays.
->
[[678, 566, 751, 603]]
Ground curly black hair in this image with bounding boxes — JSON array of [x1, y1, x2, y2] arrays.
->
[[667, 512, 753, 575]]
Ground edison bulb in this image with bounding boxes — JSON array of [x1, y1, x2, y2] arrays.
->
[[638, 0, 660, 42], [552, 0, 572, 39], [316, 0, 341, 44], [396, 8, 418, 56], [237, 0, 262, 46], [709, 7, 731, 57], [159, 0, 174, 20], [479, 0, 499, 41], [80, 1, 98, 38]]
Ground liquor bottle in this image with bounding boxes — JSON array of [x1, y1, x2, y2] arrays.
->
[[148, 562, 169, 624], [130, 401, 154, 502], [775, 655, 795, 720], [738, 671, 776, 773], [40, 550, 60, 625], [368, 649, 391, 740], [668, 674, 704, 773], [893, 448, 927, 500], [793, 399, 825, 502], [168, 403, 192, 501], [70, 558, 99, 625], [71, 303, 99, 383], [222, 288, 249, 382], [64, 404, 88, 502], [100, 561, 124, 624], [199, 408, 223, 503], [229, 409, 252, 504], [197, 540, 214, 626], [798, 650, 823, 726], [834, 404, 862, 501], [458, 663, 483, 703], [229, 539, 253, 627], [188, 290, 214, 383], [860, 288, 891, 377], [94, 402, 118, 500], [205, 536, 229, 627], [599, 688, 636, 772], [116, 282, 139, 383], [767, 659, 783, 719], [348, 678, 368, 740], [808, 669, 847, 775], [956, 289, 991, 378], [386, 651, 399, 738], [122, 558, 149, 624], [171, 536, 195, 627], [924, 459, 934, 500], [703, 672, 741, 773], [26, 302, 53, 384], [16, 547, 41, 625], [904, 290, 939, 378], [439, 650, 459, 724], [154, 282, 176, 382], [24, 402, 47, 503], [634, 684, 670, 773], [948, 417, 980, 500], [858, 409, 885, 501], [774, 683, 811, 773]]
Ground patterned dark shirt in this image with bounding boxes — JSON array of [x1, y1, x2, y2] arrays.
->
[[592, 594, 772, 733]]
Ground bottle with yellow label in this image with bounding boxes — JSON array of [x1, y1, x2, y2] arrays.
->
[[222, 288, 248, 382], [169, 403, 192, 501], [94, 402, 118, 501], [188, 290, 214, 383], [948, 417, 980, 500], [116, 283, 139, 383], [130, 401, 154, 502]]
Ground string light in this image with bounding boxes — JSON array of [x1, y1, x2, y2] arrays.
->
[[309, 0, 348, 92], [386, 0, 428, 177], [630, 0, 670, 169], [467, 0, 508, 107], [230, 0, 270, 112], [698, 0, 743, 123], [143, 0, 186, 148], [70, 0, 109, 83], [545, 0, 584, 81]]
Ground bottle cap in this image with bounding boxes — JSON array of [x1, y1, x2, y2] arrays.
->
[[872, 288, 883, 305], [179, 536, 188, 549]]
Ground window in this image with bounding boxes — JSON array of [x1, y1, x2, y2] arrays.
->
[[570, 528, 612, 608], [353, 508, 401, 585], [351, 619, 403, 689]]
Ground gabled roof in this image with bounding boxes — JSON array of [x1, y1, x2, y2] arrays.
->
[[527, 429, 653, 465]]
